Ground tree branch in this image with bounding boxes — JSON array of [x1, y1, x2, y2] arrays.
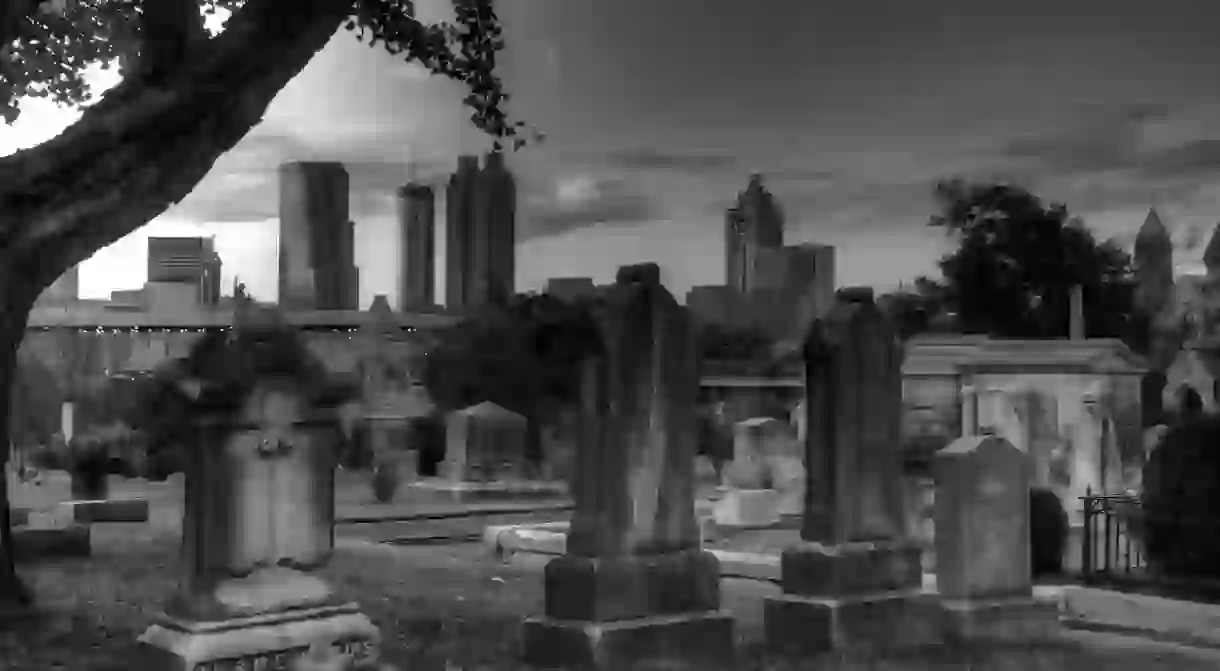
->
[[137, 0, 210, 80], [0, 0, 355, 290], [0, 0, 43, 50]]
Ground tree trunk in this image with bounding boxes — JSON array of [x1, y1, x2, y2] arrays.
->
[[0, 279, 37, 614]]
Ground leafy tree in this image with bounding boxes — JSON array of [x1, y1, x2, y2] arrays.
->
[[878, 277, 947, 341], [420, 293, 602, 464], [928, 179, 1137, 340], [9, 350, 63, 449], [0, 0, 532, 609], [695, 322, 774, 362]]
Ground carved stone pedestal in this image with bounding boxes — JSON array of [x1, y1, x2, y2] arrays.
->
[[522, 550, 735, 669], [138, 601, 379, 671], [940, 597, 1059, 644], [764, 540, 937, 654]]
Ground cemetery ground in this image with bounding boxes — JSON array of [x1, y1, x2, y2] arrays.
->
[[3, 476, 1220, 671]]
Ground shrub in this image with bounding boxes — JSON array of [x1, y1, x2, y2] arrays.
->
[[372, 463, 399, 503], [1140, 416, 1220, 578], [1030, 487, 1068, 577], [67, 436, 111, 500]]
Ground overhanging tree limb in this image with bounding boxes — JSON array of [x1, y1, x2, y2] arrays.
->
[[0, 0, 353, 289]]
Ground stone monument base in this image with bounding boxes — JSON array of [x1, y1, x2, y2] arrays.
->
[[523, 548, 735, 668], [410, 477, 568, 503], [521, 610, 735, 670], [13, 524, 90, 561], [713, 489, 780, 529], [764, 539, 936, 653], [940, 596, 1060, 644], [137, 602, 380, 671]]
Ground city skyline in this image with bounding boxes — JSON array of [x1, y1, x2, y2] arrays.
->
[[9, 1, 1220, 307]]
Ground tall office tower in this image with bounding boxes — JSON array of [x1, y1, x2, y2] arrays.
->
[[445, 155, 480, 309], [277, 161, 356, 310], [146, 237, 222, 307], [724, 174, 784, 294], [35, 264, 80, 306], [398, 183, 436, 310], [1135, 208, 1175, 319], [471, 151, 517, 307], [446, 152, 517, 309]]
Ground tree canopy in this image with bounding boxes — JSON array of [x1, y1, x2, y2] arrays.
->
[[924, 179, 1138, 341]]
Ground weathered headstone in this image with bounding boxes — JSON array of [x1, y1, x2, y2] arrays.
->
[[137, 315, 380, 670], [443, 401, 528, 482], [521, 263, 734, 670], [765, 287, 934, 654], [715, 417, 802, 526], [934, 435, 1058, 642]]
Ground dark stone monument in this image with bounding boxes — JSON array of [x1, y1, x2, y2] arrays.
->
[[764, 287, 936, 653], [136, 309, 380, 670], [521, 263, 735, 670]]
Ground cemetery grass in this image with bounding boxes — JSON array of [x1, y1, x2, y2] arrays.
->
[[1, 521, 1218, 671]]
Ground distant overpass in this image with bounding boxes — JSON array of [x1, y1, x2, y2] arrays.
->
[[25, 306, 464, 331]]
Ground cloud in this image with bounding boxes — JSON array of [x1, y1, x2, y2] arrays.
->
[[523, 174, 658, 237], [585, 148, 739, 175], [1139, 139, 1220, 181], [998, 102, 1179, 175]]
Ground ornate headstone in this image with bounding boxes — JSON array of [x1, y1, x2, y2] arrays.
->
[[521, 263, 735, 670], [765, 287, 934, 653], [137, 311, 380, 670], [442, 401, 528, 482], [934, 435, 1059, 642]]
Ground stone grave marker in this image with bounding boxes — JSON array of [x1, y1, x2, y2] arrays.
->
[[137, 314, 380, 670], [765, 287, 935, 654], [933, 434, 1059, 642], [443, 401, 528, 482], [521, 263, 735, 670]]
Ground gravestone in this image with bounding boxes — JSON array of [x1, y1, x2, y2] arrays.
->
[[137, 315, 380, 670], [934, 435, 1059, 642], [716, 417, 803, 526], [765, 287, 935, 654], [443, 401, 528, 481], [521, 263, 735, 670]]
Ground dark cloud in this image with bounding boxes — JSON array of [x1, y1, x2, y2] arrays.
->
[[585, 148, 739, 175], [523, 176, 659, 238], [1139, 139, 1220, 181], [998, 102, 1181, 175]]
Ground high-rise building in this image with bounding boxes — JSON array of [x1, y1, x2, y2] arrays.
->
[[545, 277, 597, 303], [445, 156, 479, 309], [724, 174, 784, 294], [399, 183, 435, 310], [445, 152, 517, 309], [35, 264, 80, 306], [1135, 208, 1175, 318], [752, 243, 836, 337], [277, 162, 358, 310], [146, 237, 222, 307]]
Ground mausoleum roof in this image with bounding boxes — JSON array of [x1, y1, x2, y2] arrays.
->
[[454, 400, 526, 422], [903, 336, 1148, 375]]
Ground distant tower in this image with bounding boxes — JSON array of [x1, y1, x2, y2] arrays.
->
[[724, 174, 784, 293], [445, 155, 480, 309], [471, 151, 516, 307], [1134, 207, 1175, 318], [445, 152, 516, 309], [398, 183, 435, 310], [277, 162, 355, 310]]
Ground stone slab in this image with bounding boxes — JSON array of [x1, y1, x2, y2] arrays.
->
[[764, 590, 940, 654], [780, 540, 924, 597], [13, 524, 90, 561], [543, 549, 721, 622], [12, 499, 150, 526], [940, 596, 1060, 644], [408, 478, 568, 503], [713, 489, 781, 529], [137, 602, 380, 670], [1060, 586, 1220, 647], [521, 609, 735, 670]]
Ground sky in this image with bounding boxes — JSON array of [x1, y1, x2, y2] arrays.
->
[[6, 0, 1220, 307]]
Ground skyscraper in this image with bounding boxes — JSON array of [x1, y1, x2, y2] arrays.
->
[[724, 174, 784, 294], [445, 152, 516, 309], [277, 162, 358, 310], [399, 183, 435, 310], [1134, 207, 1174, 318], [445, 155, 479, 309], [472, 151, 516, 306], [146, 237, 222, 307]]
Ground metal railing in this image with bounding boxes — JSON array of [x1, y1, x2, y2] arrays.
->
[[1080, 487, 1147, 580]]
